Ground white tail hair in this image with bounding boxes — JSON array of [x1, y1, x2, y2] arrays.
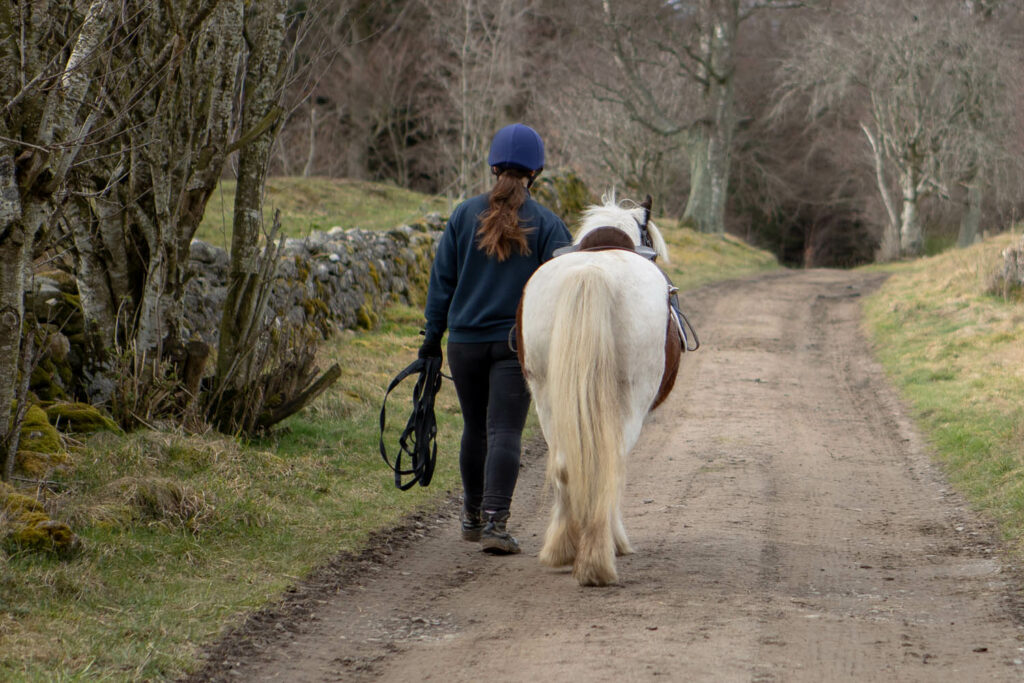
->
[[540, 263, 624, 586]]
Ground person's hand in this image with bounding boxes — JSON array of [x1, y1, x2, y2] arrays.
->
[[418, 338, 442, 360]]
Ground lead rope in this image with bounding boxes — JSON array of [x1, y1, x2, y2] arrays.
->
[[379, 356, 443, 490]]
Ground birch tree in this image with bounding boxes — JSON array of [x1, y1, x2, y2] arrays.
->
[[775, 1, 1019, 259], [580, 0, 810, 234], [420, 0, 535, 198]]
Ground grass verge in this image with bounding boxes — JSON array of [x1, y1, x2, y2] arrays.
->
[[1, 207, 778, 680], [196, 177, 451, 249], [0, 304, 464, 680], [657, 218, 780, 291], [862, 231, 1024, 552]]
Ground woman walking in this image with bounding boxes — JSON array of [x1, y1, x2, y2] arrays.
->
[[420, 123, 572, 554]]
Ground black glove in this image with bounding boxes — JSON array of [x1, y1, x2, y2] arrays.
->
[[418, 338, 442, 360]]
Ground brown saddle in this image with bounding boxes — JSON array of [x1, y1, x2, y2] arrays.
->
[[549, 226, 699, 354], [551, 226, 658, 261]]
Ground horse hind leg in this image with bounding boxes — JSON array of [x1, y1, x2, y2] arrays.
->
[[539, 459, 578, 568], [613, 504, 633, 557], [573, 517, 617, 587]]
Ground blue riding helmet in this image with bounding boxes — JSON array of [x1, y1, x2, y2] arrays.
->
[[487, 123, 545, 173]]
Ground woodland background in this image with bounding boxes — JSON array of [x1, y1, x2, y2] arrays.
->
[[2, 0, 1023, 471]]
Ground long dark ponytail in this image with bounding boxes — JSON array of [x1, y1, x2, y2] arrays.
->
[[477, 168, 534, 261]]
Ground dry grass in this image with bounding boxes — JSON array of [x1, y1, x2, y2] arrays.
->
[[863, 229, 1024, 551]]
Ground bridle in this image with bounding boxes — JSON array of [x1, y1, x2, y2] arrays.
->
[[637, 194, 654, 250]]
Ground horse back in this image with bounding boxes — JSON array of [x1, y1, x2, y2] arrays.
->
[[520, 252, 679, 413]]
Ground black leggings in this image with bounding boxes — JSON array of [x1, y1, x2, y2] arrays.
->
[[446, 341, 531, 515]]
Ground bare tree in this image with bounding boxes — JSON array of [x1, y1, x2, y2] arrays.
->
[[775, 0, 1021, 259], [559, 0, 812, 233], [419, 0, 536, 198], [1, 0, 121, 479], [210, 0, 342, 433]]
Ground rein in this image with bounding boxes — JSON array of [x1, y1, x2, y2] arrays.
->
[[378, 356, 443, 490]]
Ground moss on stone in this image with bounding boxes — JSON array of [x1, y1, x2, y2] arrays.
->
[[294, 256, 311, 282], [301, 298, 330, 318], [45, 402, 121, 434], [1, 483, 45, 515], [19, 405, 62, 454], [367, 262, 382, 288], [533, 169, 594, 226], [15, 450, 70, 478], [0, 483, 79, 556], [355, 301, 378, 329], [7, 517, 79, 556]]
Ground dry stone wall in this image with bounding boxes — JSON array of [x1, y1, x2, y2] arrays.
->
[[184, 214, 445, 345]]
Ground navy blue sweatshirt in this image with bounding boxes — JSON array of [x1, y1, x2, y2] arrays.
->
[[423, 192, 572, 345]]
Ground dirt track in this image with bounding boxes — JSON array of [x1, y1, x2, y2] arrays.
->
[[192, 269, 1024, 682]]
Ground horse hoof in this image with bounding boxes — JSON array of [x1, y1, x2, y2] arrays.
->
[[539, 545, 576, 567], [573, 564, 617, 587]]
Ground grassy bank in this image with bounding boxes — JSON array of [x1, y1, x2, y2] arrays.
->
[[195, 177, 451, 249], [1, 190, 779, 680], [862, 231, 1024, 551], [1, 304, 465, 680]]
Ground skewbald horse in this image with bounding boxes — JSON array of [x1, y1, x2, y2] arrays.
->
[[517, 194, 681, 586]]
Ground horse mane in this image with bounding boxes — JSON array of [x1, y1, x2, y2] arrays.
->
[[575, 191, 671, 263]]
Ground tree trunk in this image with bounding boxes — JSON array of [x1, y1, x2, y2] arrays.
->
[[215, 0, 287, 393], [899, 170, 923, 257], [681, 1, 737, 235], [683, 111, 733, 234], [861, 124, 901, 262], [0, 155, 27, 480], [0, 0, 119, 453], [303, 102, 317, 178], [65, 199, 119, 342], [957, 181, 983, 248]]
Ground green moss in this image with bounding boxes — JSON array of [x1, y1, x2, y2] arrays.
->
[[355, 302, 378, 329], [29, 359, 65, 401], [45, 402, 121, 434], [15, 450, 70, 478], [301, 298, 330, 318], [295, 256, 311, 282], [19, 405, 62, 454], [0, 483, 79, 556], [59, 291, 81, 310], [8, 517, 79, 556], [533, 169, 595, 225], [367, 262, 382, 288], [1, 484, 45, 515]]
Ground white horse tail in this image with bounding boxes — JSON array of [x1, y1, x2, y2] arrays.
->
[[546, 263, 624, 585]]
